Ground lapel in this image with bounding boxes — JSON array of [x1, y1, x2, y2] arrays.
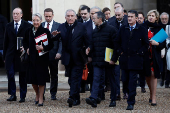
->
[[51, 20, 56, 33], [72, 23, 77, 41], [125, 23, 139, 40], [41, 22, 45, 28], [9, 21, 16, 36], [17, 20, 24, 35]]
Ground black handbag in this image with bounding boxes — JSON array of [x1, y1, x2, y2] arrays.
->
[[20, 50, 29, 63]]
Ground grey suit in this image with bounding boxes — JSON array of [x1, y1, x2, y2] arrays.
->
[[42, 20, 62, 97]]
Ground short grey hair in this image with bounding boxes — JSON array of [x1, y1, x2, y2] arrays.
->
[[115, 7, 124, 13], [90, 6, 101, 12], [65, 9, 76, 17], [160, 12, 169, 19], [13, 7, 23, 14], [32, 13, 42, 20]]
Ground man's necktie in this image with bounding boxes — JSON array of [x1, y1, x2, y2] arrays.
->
[[47, 23, 50, 29], [130, 26, 134, 31], [15, 23, 18, 34]]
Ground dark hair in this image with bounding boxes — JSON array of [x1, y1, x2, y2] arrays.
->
[[44, 8, 54, 14], [114, 2, 124, 8], [102, 7, 111, 13], [81, 6, 90, 13], [138, 11, 144, 17], [124, 10, 127, 13], [128, 10, 138, 17], [95, 11, 105, 22]]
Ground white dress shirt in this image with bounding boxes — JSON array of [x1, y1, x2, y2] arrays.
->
[[44, 20, 53, 32], [14, 19, 22, 31], [92, 21, 96, 29], [83, 18, 90, 23]]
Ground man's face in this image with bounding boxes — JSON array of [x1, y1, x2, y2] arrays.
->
[[128, 13, 137, 25], [13, 8, 22, 22], [104, 10, 111, 20], [115, 11, 124, 21], [65, 11, 77, 24], [114, 4, 122, 12], [93, 13, 101, 26], [80, 9, 90, 21], [137, 14, 144, 24], [90, 8, 100, 22], [161, 14, 169, 25], [44, 12, 54, 23]]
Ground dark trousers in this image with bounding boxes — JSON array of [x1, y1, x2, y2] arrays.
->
[[67, 65, 84, 100], [90, 66, 116, 101], [7, 63, 27, 99], [49, 60, 59, 96], [114, 65, 120, 95], [121, 69, 138, 105], [165, 70, 170, 85], [138, 73, 146, 88]]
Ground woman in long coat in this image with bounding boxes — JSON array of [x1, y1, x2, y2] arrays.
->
[[23, 13, 53, 106]]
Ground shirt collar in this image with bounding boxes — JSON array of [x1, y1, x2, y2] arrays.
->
[[84, 18, 90, 23], [14, 19, 22, 25], [129, 23, 136, 28], [46, 20, 53, 26]]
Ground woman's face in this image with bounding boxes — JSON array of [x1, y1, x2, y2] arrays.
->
[[104, 10, 111, 20], [148, 12, 157, 23], [32, 16, 42, 29]]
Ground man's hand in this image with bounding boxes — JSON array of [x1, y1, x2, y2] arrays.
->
[[27, 48, 29, 55], [109, 60, 115, 65], [55, 53, 61, 59], [161, 55, 165, 58], [150, 39, 159, 46], [88, 57, 92, 63], [86, 47, 90, 55], [20, 46, 24, 52], [51, 30, 61, 36], [36, 42, 44, 51]]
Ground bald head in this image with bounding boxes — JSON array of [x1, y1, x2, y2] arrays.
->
[[115, 7, 124, 21], [13, 7, 23, 22]]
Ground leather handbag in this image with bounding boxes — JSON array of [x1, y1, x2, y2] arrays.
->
[[20, 50, 29, 63]]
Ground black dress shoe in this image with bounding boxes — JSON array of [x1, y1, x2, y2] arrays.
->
[[7, 95, 17, 101], [51, 95, 57, 100], [38, 103, 43, 106], [96, 97, 101, 104], [160, 80, 164, 87], [116, 95, 121, 101], [151, 103, 157, 106], [73, 100, 80, 106], [141, 87, 146, 93], [86, 97, 97, 107], [149, 99, 152, 103], [35, 101, 39, 104], [126, 105, 134, 110], [165, 85, 170, 88], [109, 101, 116, 107], [67, 98, 74, 107], [19, 98, 25, 103]]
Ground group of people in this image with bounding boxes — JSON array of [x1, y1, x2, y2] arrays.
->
[[1, 1, 170, 110]]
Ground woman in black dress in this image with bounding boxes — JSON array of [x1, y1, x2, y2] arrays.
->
[[23, 13, 53, 106], [145, 10, 166, 106]]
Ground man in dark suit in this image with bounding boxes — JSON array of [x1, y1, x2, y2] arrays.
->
[[114, 10, 149, 110], [52, 9, 90, 107], [42, 8, 61, 100], [0, 14, 7, 67], [109, 7, 128, 100], [3, 7, 31, 102]]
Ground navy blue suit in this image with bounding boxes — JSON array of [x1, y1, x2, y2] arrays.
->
[[3, 20, 31, 99], [54, 21, 89, 101], [114, 23, 149, 105]]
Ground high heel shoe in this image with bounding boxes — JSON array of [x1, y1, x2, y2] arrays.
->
[[35, 101, 39, 104], [151, 103, 157, 106], [38, 103, 43, 106]]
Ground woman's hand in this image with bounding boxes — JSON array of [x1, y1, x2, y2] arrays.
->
[[36, 42, 44, 51], [149, 39, 159, 46], [27, 48, 29, 55]]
